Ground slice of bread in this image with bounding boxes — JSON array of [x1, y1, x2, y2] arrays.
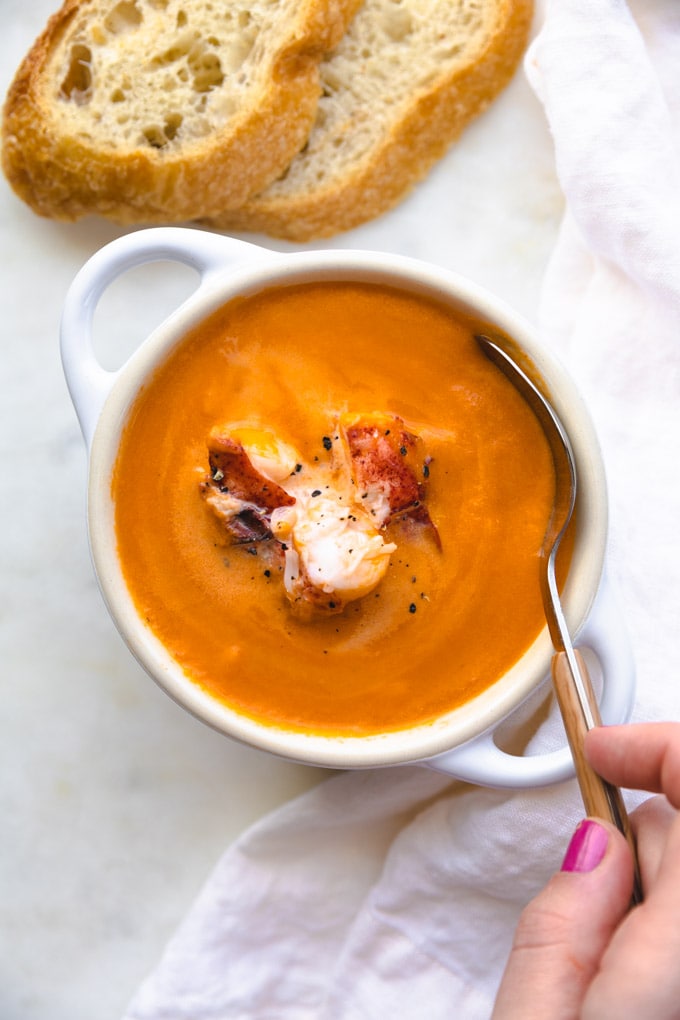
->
[[1, 0, 361, 223], [209, 0, 533, 240]]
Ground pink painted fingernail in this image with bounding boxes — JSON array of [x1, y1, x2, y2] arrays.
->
[[561, 819, 609, 873]]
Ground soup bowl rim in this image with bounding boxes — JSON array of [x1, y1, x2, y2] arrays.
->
[[80, 239, 609, 769]]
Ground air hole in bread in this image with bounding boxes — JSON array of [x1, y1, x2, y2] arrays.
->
[[141, 111, 184, 147], [150, 33, 224, 93], [164, 112, 183, 139], [382, 8, 413, 41], [190, 49, 224, 92], [323, 67, 342, 92], [177, 10, 188, 28], [111, 88, 126, 102], [104, 1, 143, 36], [59, 44, 93, 104], [152, 40, 192, 65], [143, 124, 167, 147]]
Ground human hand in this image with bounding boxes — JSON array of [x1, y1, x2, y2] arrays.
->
[[492, 722, 680, 1020]]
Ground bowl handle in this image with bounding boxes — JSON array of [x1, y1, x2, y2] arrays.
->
[[60, 227, 273, 448], [424, 573, 635, 788]]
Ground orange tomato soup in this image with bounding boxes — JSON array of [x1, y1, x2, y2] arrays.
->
[[113, 281, 559, 735]]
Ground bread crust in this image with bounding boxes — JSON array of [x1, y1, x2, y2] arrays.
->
[[210, 0, 534, 240], [1, 0, 362, 223]]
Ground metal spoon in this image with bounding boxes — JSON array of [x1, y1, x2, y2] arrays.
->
[[476, 333, 642, 903]]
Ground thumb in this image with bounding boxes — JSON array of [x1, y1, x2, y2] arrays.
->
[[492, 819, 634, 1020]]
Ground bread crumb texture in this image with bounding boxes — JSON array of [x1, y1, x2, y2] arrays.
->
[[210, 0, 533, 239], [1, 0, 360, 221], [55, 0, 275, 150], [2, 0, 532, 233]]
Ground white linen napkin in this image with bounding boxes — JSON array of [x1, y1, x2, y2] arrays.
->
[[123, 2, 680, 1016]]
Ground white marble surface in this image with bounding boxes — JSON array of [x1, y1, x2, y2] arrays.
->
[[0, 3, 560, 1018]]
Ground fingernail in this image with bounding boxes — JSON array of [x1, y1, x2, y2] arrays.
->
[[561, 819, 609, 873]]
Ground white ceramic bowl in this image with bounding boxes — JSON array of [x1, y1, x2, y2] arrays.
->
[[61, 227, 635, 787]]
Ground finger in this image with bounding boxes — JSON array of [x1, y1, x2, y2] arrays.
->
[[582, 812, 680, 1019], [631, 795, 675, 890], [492, 819, 633, 1020], [584, 723, 680, 808]]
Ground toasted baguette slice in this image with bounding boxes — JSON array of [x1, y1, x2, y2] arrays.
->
[[1, 0, 361, 223], [209, 0, 533, 240]]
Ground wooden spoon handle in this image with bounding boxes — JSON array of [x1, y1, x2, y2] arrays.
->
[[552, 649, 643, 903]]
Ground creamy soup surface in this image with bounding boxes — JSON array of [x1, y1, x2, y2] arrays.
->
[[113, 281, 562, 736]]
